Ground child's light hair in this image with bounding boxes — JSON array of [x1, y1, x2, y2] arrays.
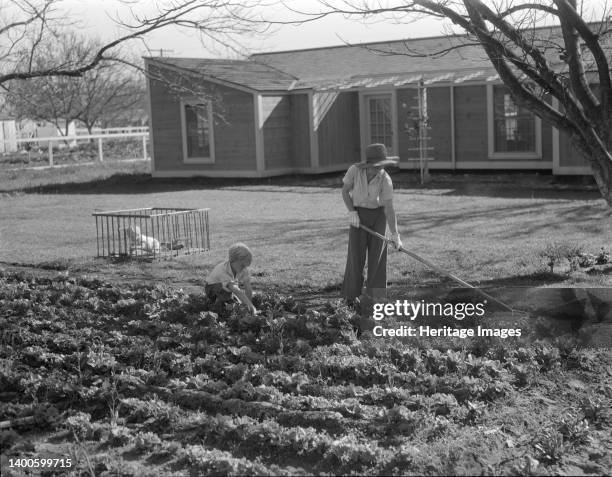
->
[[229, 243, 252, 264]]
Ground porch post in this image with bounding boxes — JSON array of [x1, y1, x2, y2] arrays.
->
[[552, 97, 560, 175], [308, 90, 319, 170], [254, 93, 265, 175]]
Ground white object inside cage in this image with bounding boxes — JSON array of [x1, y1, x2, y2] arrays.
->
[[93, 207, 210, 259]]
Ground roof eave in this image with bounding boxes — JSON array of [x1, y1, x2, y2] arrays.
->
[[146, 57, 260, 94]]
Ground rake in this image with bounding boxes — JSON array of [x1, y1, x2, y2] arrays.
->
[[359, 224, 519, 313]]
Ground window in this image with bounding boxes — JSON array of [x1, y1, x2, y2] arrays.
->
[[181, 100, 214, 163], [360, 91, 398, 161], [488, 85, 541, 159], [494, 87, 535, 152], [367, 96, 393, 149]]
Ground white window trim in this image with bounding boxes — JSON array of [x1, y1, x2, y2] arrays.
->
[[180, 99, 215, 164], [486, 84, 542, 160], [359, 90, 399, 161]]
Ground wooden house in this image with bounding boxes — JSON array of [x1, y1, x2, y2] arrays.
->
[[145, 29, 598, 178]]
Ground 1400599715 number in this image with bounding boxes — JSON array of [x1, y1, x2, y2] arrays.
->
[[9, 458, 72, 468]]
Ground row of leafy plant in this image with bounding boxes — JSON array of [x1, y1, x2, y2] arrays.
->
[[1, 270, 610, 476]]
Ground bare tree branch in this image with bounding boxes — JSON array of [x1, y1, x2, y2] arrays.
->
[[552, 1, 601, 117], [0, 0, 269, 84], [295, 0, 612, 203], [0, 0, 49, 37], [26, 0, 50, 72], [554, 0, 612, 116], [364, 40, 482, 59], [500, 3, 559, 17], [460, 1, 580, 134]]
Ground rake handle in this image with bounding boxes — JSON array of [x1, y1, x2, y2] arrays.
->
[[358, 224, 515, 312]]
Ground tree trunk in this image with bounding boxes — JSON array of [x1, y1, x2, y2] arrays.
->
[[63, 121, 72, 148], [565, 118, 612, 206], [590, 152, 612, 206], [86, 124, 95, 144], [580, 134, 612, 206]]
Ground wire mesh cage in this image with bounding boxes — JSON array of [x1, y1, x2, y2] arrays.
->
[[93, 207, 210, 259]]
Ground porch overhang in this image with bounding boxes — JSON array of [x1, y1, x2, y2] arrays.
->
[[297, 67, 497, 92]]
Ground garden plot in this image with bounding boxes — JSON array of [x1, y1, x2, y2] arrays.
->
[[1, 270, 611, 476]]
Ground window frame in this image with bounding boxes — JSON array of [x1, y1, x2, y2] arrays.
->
[[366, 95, 394, 148], [180, 99, 215, 164], [359, 90, 399, 161], [487, 84, 541, 160]]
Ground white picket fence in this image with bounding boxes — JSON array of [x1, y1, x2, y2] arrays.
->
[[75, 126, 149, 135], [2, 130, 149, 167]]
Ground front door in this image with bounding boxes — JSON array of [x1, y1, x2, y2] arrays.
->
[[364, 94, 396, 154]]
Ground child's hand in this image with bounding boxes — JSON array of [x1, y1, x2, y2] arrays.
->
[[249, 304, 258, 315]]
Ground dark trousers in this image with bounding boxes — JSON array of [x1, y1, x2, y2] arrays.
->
[[342, 207, 387, 301], [205, 283, 234, 313]]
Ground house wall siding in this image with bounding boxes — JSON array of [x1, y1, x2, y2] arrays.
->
[[262, 95, 291, 170], [556, 88, 592, 169], [396, 88, 418, 163], [317, 92, 360, 166], [428, 87, 452, 163], [290, 94, 311, 168], [396, 87, 453, 164], [454, 85, 488, 162], [541, 120, 553, 162], [148, 66, 257, 172], [559, 130, 590, 167]]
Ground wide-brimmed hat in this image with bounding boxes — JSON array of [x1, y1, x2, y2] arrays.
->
[[359, 143, 399, 168]]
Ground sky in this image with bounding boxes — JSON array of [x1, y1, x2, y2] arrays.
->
[[41, 0, 612, 59], [56, 0, 453, 58]]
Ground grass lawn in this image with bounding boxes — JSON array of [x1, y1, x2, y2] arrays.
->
[[2, 163, 612, 476], [2, 161, 611, 297]]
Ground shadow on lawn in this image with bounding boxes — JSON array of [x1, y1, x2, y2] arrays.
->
[[438, 185, 600, 201], [397, 202, 609, 237], [392, 171, 602, 201], [2, 172, 344, 195], [3, 169, 603, 202], [241, 200, 609, 245]]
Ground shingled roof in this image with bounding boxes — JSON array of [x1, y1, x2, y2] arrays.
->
[[149, 24, 609, 92], [249, 26, 582, 90], [250, 35, 493, 83], [147, 57, 298, 91]]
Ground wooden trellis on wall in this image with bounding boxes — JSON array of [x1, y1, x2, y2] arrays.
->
[[93, 207, 210, 259], [405, 79, 434, 184]]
